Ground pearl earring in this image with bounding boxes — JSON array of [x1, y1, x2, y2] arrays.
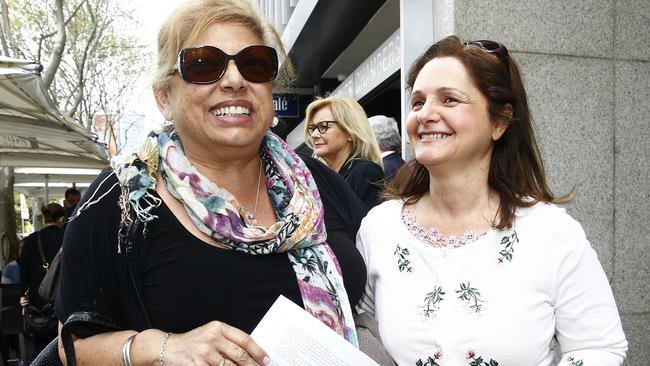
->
[[272, 116, 279, 128]]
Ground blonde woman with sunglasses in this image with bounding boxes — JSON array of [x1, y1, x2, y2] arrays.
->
[[51, 1, 371, 365], [356, 36, 627, 365], [305, 96, 385, 209]]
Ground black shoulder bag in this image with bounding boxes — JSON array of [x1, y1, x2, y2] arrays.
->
[[32, 219, 150, 366], [38, 247, 61, 302], [23, 232, 59, 338]]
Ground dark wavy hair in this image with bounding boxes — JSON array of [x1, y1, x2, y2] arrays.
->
[[41, 203, 65, 223], [385, 35, 571, 229]]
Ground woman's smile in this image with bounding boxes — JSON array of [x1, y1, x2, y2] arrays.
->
[[209, 100, 254, 125], [418, 131, 453, 142], [211, 105, 251, 117]]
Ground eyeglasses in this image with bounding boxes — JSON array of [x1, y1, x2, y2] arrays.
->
[[307, 121, 337, 134], [464, 40, 510, 71], [169, 45, 278, 84]]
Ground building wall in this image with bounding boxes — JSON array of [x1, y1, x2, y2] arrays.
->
[[452, 0, 649, 364]]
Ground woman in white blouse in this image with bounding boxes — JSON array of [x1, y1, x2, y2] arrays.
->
[[356, 35, 627, 366]]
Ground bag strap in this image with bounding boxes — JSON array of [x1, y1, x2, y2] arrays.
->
[[36, 231, 50, 271], [60, 311, 122, 365], [38, 249, 61, 301]]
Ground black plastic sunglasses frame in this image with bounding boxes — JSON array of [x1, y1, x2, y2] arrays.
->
[[464, 39, 510, 71], [169, 44, 279, 84]]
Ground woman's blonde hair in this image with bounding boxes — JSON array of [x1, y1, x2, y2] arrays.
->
[[152, 0, 294, 93], [304, 95, 383, 169]]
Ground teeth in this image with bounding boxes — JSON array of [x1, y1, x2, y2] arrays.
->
[[421, 133, 449, 141], [212, 106, 251, 116]]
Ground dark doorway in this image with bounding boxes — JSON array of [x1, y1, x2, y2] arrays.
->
[[360, 71, 402, 126]]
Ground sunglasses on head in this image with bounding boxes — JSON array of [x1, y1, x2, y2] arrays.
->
[[308, 121, 337, 134], [169, 45, 279, 84], [464, 39, 510, 71]]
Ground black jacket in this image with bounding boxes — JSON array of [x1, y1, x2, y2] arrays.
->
[[338, 158, 385, 210]]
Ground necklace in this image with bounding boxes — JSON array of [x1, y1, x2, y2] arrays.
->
[[253, 161, 263, 216], [401, 207, 487, 248]]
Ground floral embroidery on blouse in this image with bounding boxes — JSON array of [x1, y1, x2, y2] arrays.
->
[[394, 244, 413, 272], [497, 230, 518, 263], [567, 356, 584, 366], [466, 350, 499, 366], [456, 282, 485, 313], [402, 207, 487, 249], [423, 286, 445, 318], [416, 351, 443, 366]]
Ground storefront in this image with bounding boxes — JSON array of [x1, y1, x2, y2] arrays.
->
[[256, 0, 441, 156]]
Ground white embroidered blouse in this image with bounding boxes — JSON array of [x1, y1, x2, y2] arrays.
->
[[356, 200, 627, 366]]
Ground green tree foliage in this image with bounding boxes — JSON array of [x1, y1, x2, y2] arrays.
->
[[0, 0, 148, 263], [0, 0, 148, 128]]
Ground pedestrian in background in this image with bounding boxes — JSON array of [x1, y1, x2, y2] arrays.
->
[[368, 115, 405, 179], [19, 203, 64, 359], [305, 95, 385, 209], [1, 236, 23, 284], [356, 35, 627, 365], [63, 187, 81, 221]]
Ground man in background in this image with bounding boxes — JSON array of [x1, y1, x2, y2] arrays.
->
[[63, 187, 81, 221], [368, 115, 405, 179]]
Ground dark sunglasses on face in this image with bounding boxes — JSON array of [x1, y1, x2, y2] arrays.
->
[[308, 121, 337, 134], [464, 39, 510, 71], [169, 45, 279, 84]]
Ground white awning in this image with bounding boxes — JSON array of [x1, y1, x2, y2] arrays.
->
[[0, 56, 108, 169]]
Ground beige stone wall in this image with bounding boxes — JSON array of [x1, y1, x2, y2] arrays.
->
[[452, 0, 650, 364]]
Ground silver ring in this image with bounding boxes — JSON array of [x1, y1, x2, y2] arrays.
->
[[219, 360, 226, 366]]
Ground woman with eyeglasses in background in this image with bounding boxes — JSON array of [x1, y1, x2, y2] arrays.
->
[[53, 1, 370, 365], [304, 96, 385, 209], [356, 35, 627, 365]]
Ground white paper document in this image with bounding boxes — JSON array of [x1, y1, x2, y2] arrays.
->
[[251, 295, 379, 366]]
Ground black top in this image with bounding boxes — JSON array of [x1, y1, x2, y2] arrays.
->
[[19, 225, 64, 308], [56, 155, 367, 335], [338, 158, 385, 210], [382, 152, 405, 179]]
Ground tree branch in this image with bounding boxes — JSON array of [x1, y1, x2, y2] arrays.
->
[[0, 0, 10, 55], [37, 0, 88, 63], [8, 0, 149, 129], [42, 0, 66, 89], [0, 0, 20, 57], [66, 1, 103, 118]]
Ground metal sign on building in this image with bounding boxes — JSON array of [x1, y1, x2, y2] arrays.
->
[[273, 93, 300, 118], [331, 29, 401, 100]]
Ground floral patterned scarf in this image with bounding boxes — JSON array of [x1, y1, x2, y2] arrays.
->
[[111, 124, 358, 345]]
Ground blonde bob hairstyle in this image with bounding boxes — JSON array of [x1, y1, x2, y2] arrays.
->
[[304, 95, 383, 170], [152, 0, 294, 94]]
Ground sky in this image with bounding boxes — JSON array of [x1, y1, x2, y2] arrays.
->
[[125, 0, 184, 140]]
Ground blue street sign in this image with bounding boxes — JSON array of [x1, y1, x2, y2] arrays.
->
[[273, 93, 299, 118]]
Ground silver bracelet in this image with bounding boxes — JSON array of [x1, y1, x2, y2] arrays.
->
[[159, 332, 172, 366], [122, 334, 137, 366]]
